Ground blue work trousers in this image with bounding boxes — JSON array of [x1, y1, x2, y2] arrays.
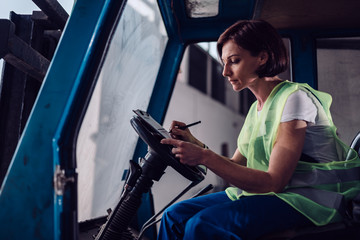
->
[[157, 191, 312, 240]]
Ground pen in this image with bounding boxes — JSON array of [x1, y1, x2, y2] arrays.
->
[[178, 121, 201, 130], [169, 121, 201, 133]]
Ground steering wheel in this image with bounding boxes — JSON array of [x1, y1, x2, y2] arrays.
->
[[130, 116, 205, 182]]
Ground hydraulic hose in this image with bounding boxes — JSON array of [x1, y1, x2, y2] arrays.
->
[[101, 175, 153, 239], [95, 151, 167, 240]]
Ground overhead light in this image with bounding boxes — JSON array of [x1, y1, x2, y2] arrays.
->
[[185, 0, 219, 18]]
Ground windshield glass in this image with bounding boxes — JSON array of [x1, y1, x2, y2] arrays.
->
[[76, 0, 168, 221]]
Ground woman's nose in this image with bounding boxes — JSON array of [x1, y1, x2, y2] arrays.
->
[[222, 64, 231, 77]]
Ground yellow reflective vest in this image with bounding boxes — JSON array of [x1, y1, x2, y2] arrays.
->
[[226, 80, 360, 226]]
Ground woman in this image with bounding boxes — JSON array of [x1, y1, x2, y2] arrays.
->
[[158, 20, 360, 240]]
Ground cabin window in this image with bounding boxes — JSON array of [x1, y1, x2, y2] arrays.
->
[[76, 0, 168, 222], [317, 37, 360, 145]]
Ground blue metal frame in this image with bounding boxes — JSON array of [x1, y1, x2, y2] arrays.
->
[[0, 0, 124, 239]]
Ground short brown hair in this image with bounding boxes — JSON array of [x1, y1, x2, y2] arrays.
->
[[217, 20, 288, 78]]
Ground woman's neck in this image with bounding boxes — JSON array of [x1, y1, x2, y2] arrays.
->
[[249, 77, 283, 111]]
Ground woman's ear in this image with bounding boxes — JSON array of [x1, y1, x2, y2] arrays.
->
[[258, 51, 269, 66]]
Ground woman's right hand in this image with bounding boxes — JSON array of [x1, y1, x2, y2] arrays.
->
[[169, 120, 204, 147]]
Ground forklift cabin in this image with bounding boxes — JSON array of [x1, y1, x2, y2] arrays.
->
[[0, 0, 360, 239]]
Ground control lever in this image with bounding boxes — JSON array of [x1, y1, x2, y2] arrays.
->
[[120, 160, 142, 199]]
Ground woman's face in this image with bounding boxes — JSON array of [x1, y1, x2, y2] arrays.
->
[[221, 40, 263, 92]]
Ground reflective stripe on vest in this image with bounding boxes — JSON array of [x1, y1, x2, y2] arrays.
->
[[285, 188, 346, 216], [286, 167, 360, 215], [288, 167, 360, 187]]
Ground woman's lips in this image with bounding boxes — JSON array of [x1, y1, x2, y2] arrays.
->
[[229, 79, 238, 84]]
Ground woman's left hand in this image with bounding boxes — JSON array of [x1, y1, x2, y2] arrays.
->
[[160, 138, 206, 166]]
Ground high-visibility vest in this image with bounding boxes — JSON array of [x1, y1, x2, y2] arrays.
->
[[225, 80, 360, 226]]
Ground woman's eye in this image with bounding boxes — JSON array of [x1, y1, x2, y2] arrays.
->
[[230, 59, 240, 64], [222, 58, 240, 66]]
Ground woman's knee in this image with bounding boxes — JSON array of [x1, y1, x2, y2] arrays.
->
[[163, 201, 185, 219], [161, 200, 194, 228]]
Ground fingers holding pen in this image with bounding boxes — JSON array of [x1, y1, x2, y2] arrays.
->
[[169, 126, 182, 137], [168, 120, 202, 144], [169, 121, 187, 138]]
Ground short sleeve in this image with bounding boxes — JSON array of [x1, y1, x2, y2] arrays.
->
[[281, 90, 317, 124]]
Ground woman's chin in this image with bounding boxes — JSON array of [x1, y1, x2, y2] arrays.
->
[[232, 84, 243, 92]]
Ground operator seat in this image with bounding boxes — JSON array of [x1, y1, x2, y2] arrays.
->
[[350, 131, 360, 155]]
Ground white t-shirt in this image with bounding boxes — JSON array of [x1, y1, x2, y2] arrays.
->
[[279, 90, 338, 163]]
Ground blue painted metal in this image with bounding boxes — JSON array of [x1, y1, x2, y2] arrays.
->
[[0, 0, 119, 239], [287, 31, 318, 88]]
